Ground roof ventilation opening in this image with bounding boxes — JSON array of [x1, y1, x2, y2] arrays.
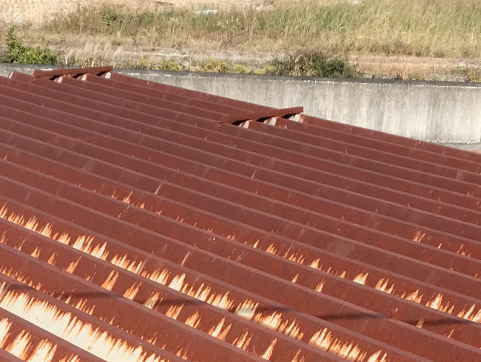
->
[[238, 120, 251, 128], [228, 106, 303, 126], [31, 66, 113, 80], [265, 117, 278, 126], [289, 113, 303, 122]]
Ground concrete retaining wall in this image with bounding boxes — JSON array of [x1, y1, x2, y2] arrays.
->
[[2, 63, 480, 143]]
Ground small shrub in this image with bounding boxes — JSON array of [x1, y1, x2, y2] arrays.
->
[[253, 69, 267, 75], [196, 57, 230, 73], [137, 57, 149, 69], [232, 64, 249, 74], [269, 52, 357, 78], [159, 59, 184, 71], [135, 57, 185, 71], [5, 28, 58, 64]]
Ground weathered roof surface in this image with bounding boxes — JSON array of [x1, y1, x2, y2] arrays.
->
[[0, 66, 480, 362]]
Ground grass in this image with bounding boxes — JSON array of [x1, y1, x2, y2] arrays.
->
[[40, 0, 481, 58], [269, 52, 357, 77], [132, 53, 357, 77], [1, 28, 355, 77], [2, 0, 481, 80]]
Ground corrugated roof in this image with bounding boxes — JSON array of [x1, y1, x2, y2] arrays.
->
[[0, 66, 480, 362]]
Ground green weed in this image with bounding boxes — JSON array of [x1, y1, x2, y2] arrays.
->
[[270, 52, 357, 77], [131, 54, 354, 78], [5, 28, 57, 64]]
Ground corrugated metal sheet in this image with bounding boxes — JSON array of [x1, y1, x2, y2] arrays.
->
[[0, 66, 480, 362]]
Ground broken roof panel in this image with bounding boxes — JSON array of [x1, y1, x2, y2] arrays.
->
[[0, 66, 480, 362]]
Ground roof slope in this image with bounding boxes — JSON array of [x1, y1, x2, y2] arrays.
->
[[0, 66, 480, 362]]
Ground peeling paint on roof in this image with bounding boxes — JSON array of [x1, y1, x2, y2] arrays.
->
[[0, 66, 480, 362]]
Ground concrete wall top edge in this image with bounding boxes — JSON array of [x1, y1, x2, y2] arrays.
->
[[115, 67, 481, 89], [1, 63, 481, 89], [1, 63, 480, 144]]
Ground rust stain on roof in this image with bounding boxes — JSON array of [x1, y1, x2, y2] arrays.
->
[[0, 66, 480, 362]]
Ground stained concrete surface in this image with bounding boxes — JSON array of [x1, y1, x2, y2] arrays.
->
[[2, 63, 480, 144]]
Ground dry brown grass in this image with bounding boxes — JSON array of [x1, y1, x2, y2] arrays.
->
[[0, 0, 269, 25], [0, 0, 158, 25], [2, 0, 481, 80]]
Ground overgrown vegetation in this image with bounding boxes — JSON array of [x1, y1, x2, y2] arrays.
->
[[42, 0, 481, 58], [133, 53, 355, 77], [270, 52, 357, 77], [0, 27, 354, 76], [3, 0, 481, 80], [4, 28, 57, 64]]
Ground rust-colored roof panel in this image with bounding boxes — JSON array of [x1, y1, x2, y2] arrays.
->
[[0, 67, 480, 362]]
